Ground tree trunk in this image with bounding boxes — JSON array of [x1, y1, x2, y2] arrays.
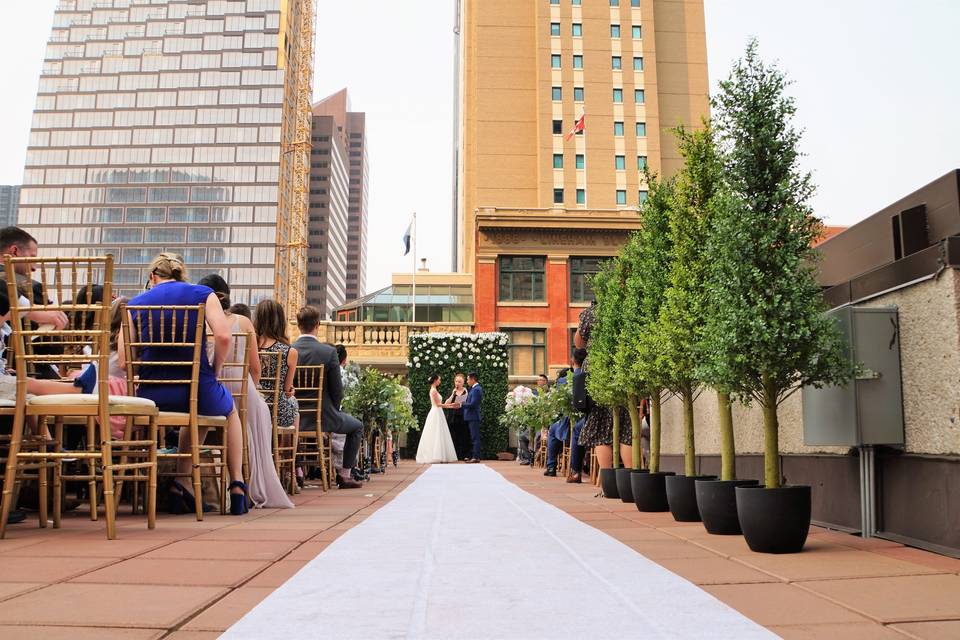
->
[[682, 387, 696, 477], [717, 390, 735, 481], [611, 407, 621, 469], [627, 394, 641, 469], [761, 372, 780, 488], [650, 392, 662, 473]]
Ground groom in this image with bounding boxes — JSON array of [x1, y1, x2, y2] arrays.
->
[[460, 372, 483, 463]]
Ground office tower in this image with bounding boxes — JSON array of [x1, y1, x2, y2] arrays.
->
[[0, 186, 21, 228], [313, 89, 368, 303], [307, 99, 349, 317], [18, 0, 313, 306], [458, 0, 709, 378]]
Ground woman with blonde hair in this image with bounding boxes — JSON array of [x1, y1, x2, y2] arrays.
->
[[118, 253, 250, 515]]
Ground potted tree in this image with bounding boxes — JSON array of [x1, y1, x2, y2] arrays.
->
[[627, 175, 677, 512], [711, 40, 853, 553]]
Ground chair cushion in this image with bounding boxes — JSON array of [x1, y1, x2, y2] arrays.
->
[[28, 394, 157, 408], [0, 399, 15, 408], [158, 411, 227, 424]]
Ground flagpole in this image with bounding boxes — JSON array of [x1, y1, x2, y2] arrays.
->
[[411, 211, 417, 323]]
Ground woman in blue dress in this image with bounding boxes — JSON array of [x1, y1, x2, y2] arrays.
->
[[118, 253, 249, 515]]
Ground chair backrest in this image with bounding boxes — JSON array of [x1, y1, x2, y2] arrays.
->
[[218, 331, 251, 420], [257, 349, 282, 431], [122, 303, 205, 415], [293, 364, 324, 432], [3, 255, 113, 415]]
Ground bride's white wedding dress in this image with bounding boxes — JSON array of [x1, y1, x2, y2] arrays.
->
[[415, 388, 459, 464]]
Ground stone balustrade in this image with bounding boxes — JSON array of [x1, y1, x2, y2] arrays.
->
[[311, 321, 474, 373]]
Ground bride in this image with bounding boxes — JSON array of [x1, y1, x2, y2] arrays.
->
[[415, 374, 459, 464]]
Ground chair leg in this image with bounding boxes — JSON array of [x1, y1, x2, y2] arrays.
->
[[319, 435, 330, 492], [146, 417, 158, 529], [86, 417, 98, 521], [38, 440, 49, 529], [102, 459, 117, 540], [0, 413, 25, 539], [190, 421, 204, 521], [53, 419, 63, 529]]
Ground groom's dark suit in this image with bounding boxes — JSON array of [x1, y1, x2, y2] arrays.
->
[[461, 382, 483, 460]]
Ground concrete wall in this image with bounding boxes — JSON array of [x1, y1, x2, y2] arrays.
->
[[659, 268, 960, 458]]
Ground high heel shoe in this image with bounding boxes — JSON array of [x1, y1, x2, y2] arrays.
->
[[172, 480, 215, 514], [229, 481, 250, 516]]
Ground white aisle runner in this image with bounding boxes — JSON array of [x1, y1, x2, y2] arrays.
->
[[222, 465, 776, 640]]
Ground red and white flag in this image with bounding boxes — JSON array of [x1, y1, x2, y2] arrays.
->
[[565, 114, 585, 141]]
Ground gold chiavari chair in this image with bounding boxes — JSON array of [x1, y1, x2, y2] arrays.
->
[[293, 365, 327, 491], [124, 304, 229, 520], [589, 448, 600, 486], [0, 255, 159, 540], [211, 331, 250, 503], [533, 428, 549, 469], [258, 349, 296, 494]]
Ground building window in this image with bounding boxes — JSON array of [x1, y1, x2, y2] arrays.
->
[[616, 190, 627, 205], [610, 24, 621, 38], [576, 188, 585, 204], [550, 0, 559, 4], [615, 155, 626, 170], [631, 0, 640, 6], [551, 54, 561, 68], [632, 25, 641, 39], [633, 56, 644, 71], [570, 256, 604, 302], [553, 154, 563, 169], [574, 87, 584, 102], [553, 119, 563, 135], [614, 121, 624, 136], [612, 56, 622, 70], [572, 23, 582, 37], [575, 154, 585, 169], [499, 256, 546, 302], [573, 54, 583, 69], [553, 188, 564, 204], [573, 0, 581, 4], [636, 121, 647, 137], [505, 328, 547, 377], [613, 88, 623, 103], [637, 155, 648, 170], [639, 190, 649, 203], [610, 0, 619, 5], [552, 86, 562, 101], [635, 89, 645, 103], [550, 22, 560, 36]]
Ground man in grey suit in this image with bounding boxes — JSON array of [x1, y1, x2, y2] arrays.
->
[[292, 306, 363, 489]]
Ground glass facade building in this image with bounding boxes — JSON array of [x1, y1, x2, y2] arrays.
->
[[19, 0, 311, 303], [0, 186, 20, 228]]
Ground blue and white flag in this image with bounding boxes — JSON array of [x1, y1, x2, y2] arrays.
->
[[403, 220, 412, 256]]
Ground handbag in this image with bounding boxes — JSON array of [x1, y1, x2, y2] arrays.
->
[[572, 369, 592, 412]]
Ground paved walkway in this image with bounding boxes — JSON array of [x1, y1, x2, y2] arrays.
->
[[0, 461, 959, 638]]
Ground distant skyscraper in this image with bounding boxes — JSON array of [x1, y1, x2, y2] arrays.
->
[[313, 89, 368, 303], [0, 186, 20, 228], [307, 99, 349, 317], [18, 0, 312, 304]]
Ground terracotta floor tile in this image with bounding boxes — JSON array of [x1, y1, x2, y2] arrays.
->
[[623, 539, 719, 560], [704, 583, 870, 626], [0, 556, 115, 583], [71, 558, 271, 587], [656, 557, 780, 585], [0, 538, 49, 553], [872, 546, 960, 574], [0, 583, 226, 627], [808, 531, 903, 551], [605, 528, 680, 543], [891, 620, 960, 639], [163, 631, 222, 640], [797, 574, 960, 623], [734, 549, 943, 582], [0, 537, 170, 558], [309, 529, 347, 542], [285, 541, 332, 561], [0, 583, 45, 602], [190, 527, 317, 542], [658, 525, 716, 540], [0, 625, 162, 640], [244, 560, 309, 587], [181, 586, 274, 632], [143, 539, 297, 561], [769, 622, 907, 640]]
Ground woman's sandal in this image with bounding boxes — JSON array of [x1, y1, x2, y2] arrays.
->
[[171, 480, 215, 514], [229, 481, 251, 516]]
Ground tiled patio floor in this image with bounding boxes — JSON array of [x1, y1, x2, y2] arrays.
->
[[1, 461, 958, 639]]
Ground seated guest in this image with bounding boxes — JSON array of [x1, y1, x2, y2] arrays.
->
[[117, 253, 249, 515], [291, 305, 363, 489], [544, 349, 587, 478], [228, 303, 251, 320], [253, 299, 299, 432]]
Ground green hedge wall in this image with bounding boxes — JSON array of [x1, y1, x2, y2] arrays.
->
[[406, 333, 509, 459]]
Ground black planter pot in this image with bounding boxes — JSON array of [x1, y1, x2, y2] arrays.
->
[[631, 471, 673, 512], [599, 468, 619, 499], [736, 485, 812, 554], [665, 475, 717, 522], [615, 468, 640, 503], [695, 479, 759, 535]]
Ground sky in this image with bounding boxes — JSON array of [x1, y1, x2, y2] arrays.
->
[[1, 1, 959, 293]]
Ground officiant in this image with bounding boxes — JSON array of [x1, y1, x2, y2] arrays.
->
[[444, 373, 471, 461]]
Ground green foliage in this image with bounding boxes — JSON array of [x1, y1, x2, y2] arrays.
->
[[342, 367, 410, 435], [407, 333, 509, 458], [707, 39, 854, 487], [585, 258, 626, 409]]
